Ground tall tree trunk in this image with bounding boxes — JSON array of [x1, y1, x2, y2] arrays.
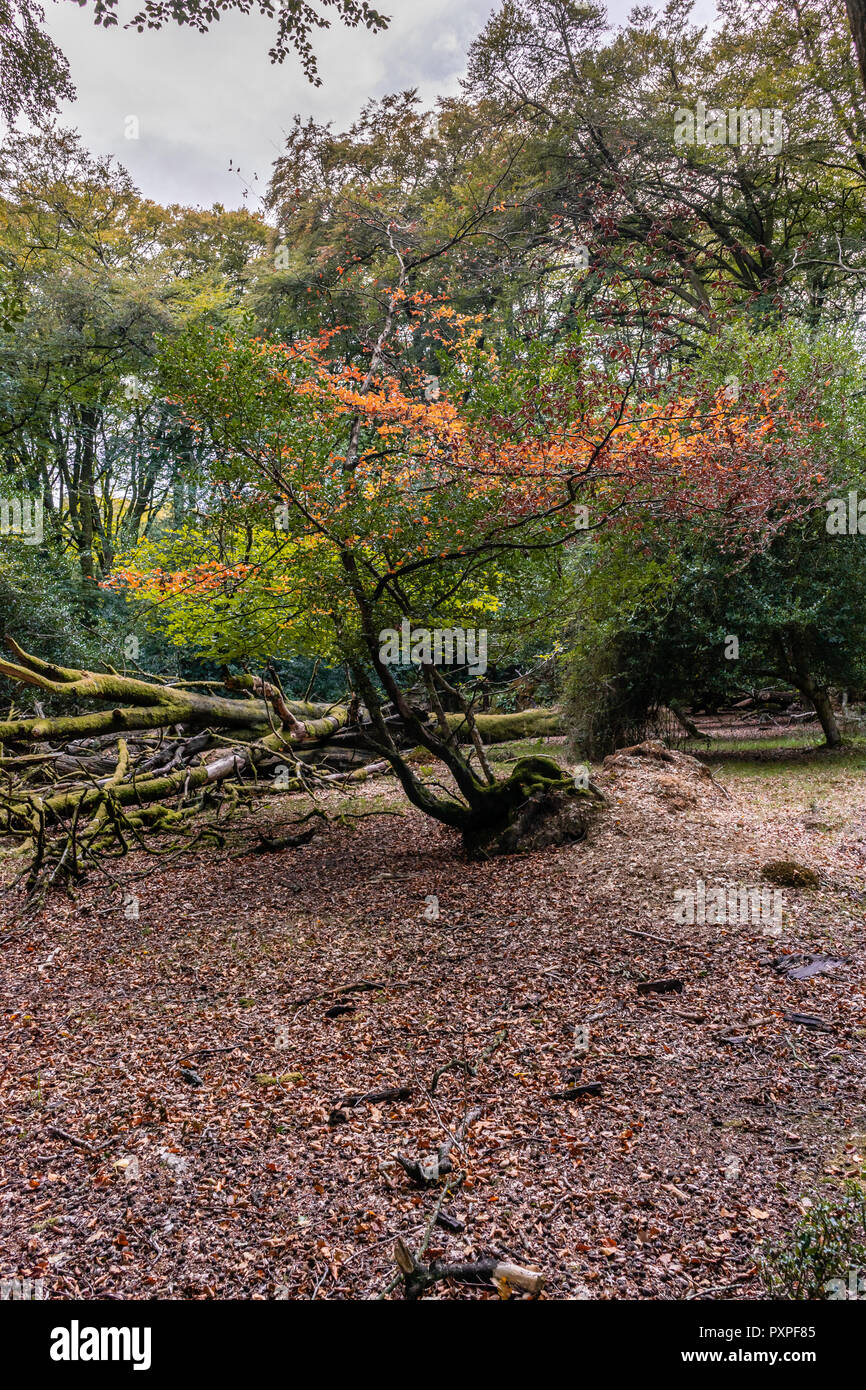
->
[[847, 0, 866, 96]]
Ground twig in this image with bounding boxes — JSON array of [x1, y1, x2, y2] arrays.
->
[[621, 926, 676, 946], [46, 1126, 114, 1154]]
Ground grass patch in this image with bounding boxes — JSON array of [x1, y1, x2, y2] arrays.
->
[[685, 733, 866, 765], [487, 737, 570, 767]]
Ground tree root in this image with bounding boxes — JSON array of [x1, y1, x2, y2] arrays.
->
[[461, 757, 603, 858]]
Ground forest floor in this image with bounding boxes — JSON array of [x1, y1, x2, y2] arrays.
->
[[1, 737, 865, 1300]]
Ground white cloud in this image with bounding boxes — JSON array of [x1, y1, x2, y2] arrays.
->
[[43, 0, 496, 206], [41, 0, 719, 208]]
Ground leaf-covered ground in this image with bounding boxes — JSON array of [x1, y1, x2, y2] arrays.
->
[[1, 742, 864, 1300]]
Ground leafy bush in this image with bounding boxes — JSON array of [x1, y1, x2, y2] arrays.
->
[[0, 544, 110, 672], [565, 625, 652, 759], [761, 1184, 866, 1299], [564, 539, 678, 758]]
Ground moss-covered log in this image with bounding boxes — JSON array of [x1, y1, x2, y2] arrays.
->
[[446, 708, 563, 744], [0, 638, 347, 746], [396, 709, 562, 760], [0, 638, 358, 890]]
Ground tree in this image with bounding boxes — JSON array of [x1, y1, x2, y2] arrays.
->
[[32, 295, 811, 859], [568, 520, 866, 749], [460, 0, 866, 340], [0, 130, 269, 615], [846, 0, 866, 94], [261, 2, 866, 365], [0, 0, 73, 124], [566, 320, 866, 750]]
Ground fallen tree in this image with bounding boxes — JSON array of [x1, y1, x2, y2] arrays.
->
[[0, 637, 580, 892]]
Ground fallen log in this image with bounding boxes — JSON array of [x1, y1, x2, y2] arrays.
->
[[449, 708, 562, 743], [549, 1081, 603, 1101], [0, 638, 345, 745], [393, 1239, 545, 1300]]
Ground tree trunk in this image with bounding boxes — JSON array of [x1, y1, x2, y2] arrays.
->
[[459, 756, 603, 858], [667, 700, 707, 741], [783, 635, 843, 749], [847, 0, 866, 96], [810, 686, 842, 749]]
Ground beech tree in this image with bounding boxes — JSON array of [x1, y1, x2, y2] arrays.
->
[[566, 320, 866, 751], [0, 269, 826, 890], [459, 0, 866, 339]]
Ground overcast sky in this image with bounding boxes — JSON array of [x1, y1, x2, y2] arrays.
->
[[43, 0, 717, 210]]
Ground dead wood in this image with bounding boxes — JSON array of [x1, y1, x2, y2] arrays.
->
[[393, 1238, 545, 1300], [637, 978, 685, 995], [549, 1081, 603, 1100], [395, 1107, 482, 1187]]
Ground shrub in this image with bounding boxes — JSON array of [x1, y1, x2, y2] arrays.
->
[[761, 1184, 866, 1299]]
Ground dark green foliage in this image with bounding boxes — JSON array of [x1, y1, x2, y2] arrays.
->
[[761, 1184, 866, 1300], [566, 512, 866, 753], [0, 544, 111, 677]]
